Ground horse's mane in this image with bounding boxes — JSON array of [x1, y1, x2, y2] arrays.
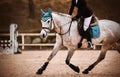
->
[[52, 12, 71, 18]]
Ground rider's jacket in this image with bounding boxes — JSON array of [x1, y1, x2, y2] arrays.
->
[[69, 0, 93, 18]]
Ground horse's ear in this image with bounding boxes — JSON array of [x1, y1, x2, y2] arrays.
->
[[40, 9, 45, 16], [48, 8, 52, 14]]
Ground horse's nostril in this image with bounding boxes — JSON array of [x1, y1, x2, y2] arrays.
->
[[43, 34, 45, 38]]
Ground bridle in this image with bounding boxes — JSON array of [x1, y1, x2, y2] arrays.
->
[[42, 18, 54, 33], [41, 15, 72, 35]]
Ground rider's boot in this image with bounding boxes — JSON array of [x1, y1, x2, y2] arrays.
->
[[87, 41, 93, 48], [86, 28, 93, 48]]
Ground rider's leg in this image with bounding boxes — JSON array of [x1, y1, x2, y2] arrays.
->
[[83, 15, 93, 48], [85, 28, 93, 48], [83, 16, 92, 31]]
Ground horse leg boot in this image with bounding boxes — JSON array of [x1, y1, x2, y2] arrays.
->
[[82, 42, 112, 74], [36, 36, 62, 74], [36, 62, 49, 74], [65, 48, 80, 73]]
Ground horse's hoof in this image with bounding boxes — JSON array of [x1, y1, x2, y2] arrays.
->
[[36, 69, 43, 75], [76, 66, 80, 73], [82, 70, 89, 74]]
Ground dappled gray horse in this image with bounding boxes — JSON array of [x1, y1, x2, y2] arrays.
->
[[37, 8, 120, 74]]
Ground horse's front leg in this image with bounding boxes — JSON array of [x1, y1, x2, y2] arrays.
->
[[36, 43, 62, 74], [36, 35, 62, 74], [66, 48, 80, 73]]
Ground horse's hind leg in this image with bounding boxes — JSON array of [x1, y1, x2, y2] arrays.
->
[[65, 48, 80, 73], [82, 41, 114, 74]]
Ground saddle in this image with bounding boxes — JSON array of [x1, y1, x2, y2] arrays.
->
[[90, 16, 100, 38], [90, 15, 99, 27], [77, 15, 100, 38]]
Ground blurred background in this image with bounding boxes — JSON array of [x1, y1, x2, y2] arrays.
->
[[0, 0, 120, 33], [0, 0, 120, 50]]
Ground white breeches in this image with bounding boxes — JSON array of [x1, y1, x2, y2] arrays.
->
[[83, 15, 93, 31]]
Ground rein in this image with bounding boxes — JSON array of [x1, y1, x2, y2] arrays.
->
[[58, 20, 72, 35], [52, 17, 73, 46], [51, 15, 73, 35]]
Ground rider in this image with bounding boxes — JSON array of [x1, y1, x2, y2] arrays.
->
[[69, 0, 93, 48]]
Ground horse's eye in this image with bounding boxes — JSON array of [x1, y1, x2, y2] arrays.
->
[[47, 20, 50, 23]]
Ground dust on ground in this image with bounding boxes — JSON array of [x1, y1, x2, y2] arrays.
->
[[0, 50, 120, 77]]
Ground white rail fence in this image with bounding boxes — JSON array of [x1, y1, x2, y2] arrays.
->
[[18, 33, 56, 50], [18, 33, 102, 50], [0, 24, 102, 54], [0, 33, 56, 50], [0, 32, 101, 51]]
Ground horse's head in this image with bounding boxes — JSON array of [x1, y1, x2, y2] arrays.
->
[[40, 8, 54, 38]]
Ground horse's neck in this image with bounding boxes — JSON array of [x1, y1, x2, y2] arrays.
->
[[52, 12, 81, 47], [52, 12, 71, 25], [52, 12, 72, 33]]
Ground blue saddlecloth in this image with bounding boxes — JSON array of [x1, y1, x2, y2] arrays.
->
[[90, 25, 100, 38]]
